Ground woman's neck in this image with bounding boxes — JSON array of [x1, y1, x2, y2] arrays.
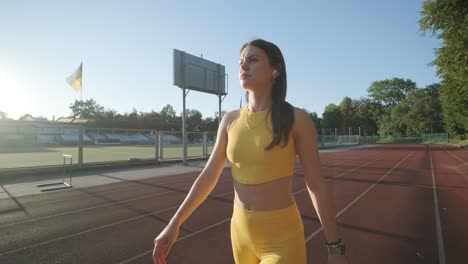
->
[[247, 89, 272, 112]]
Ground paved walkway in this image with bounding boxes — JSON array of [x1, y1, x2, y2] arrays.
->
[[0, 163, 207, 199], [0, 144, 369, 199]]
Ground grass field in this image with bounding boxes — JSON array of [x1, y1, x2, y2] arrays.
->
[[0, 144, 214, 169]]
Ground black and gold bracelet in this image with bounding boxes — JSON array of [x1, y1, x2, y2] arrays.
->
[[323, 238, 342, 246]]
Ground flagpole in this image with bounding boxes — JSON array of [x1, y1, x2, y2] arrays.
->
[[81, 62, 83, 101]]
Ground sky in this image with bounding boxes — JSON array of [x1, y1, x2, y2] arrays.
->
[[0, 0, 441, 121]]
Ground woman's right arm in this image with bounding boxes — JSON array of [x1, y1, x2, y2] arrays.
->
[[165, 112, 231, 227], [153, 111, 233, 263]]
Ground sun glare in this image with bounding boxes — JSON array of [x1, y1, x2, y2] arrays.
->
[[0, 70, 30, 119]]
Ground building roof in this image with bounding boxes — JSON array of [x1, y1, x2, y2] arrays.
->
[[55, 117, 91, 124]]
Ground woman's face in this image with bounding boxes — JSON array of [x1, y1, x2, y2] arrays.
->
[[239, 45, 277, 90]]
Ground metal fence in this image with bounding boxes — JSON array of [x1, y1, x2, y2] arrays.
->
[[4, 123, 444, 171], [359, 133, 449, 144], [1, 122, 366, 170], [0, 122, 215, 170]]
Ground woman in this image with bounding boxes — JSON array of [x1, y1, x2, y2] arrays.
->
[[153, 39, 348, 264]]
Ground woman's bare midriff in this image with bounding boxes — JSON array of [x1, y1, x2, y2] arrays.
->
[[233, 175, 296, 211]]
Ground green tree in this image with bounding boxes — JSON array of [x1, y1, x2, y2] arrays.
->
[[339, 97, 354, 128], [185, 109, 203, 132], [19, 114, 34, 121], [438, 79, 467, 136], [160, 104, 176, 118], [69, 99, 105, 119], [367, 78, 417, 108], [420, 0, 468, 135], [353, 97, 382, 135], [140, 110, 162, 130], [308, 111, 322, 131], [160, 104, 177, 131], [422, 83, 444, 133], [401, 89, 438, 135], [378, 86, 444, 136], [321, 104, 342, 131], [203, 117, 219, 132]]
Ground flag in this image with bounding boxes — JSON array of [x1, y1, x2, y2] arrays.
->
[[66, 62, 82, 91]]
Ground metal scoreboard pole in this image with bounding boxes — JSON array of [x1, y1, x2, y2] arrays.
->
[[182, 87, 190, 164], [174, 49, 227, 165], [183, 87, 186, 164]]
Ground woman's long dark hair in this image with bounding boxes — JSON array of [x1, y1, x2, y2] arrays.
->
[[241, 39, 294, 150]]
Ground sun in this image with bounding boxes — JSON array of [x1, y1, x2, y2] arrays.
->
[[0, 69, 29, 119]]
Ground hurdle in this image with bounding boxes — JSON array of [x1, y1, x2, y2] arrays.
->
[[37, 154, 73, 192]]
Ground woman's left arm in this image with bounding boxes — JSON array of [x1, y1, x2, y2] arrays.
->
[[294, 109, 348, 263]]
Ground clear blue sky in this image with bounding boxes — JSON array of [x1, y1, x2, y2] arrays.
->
[[0, 0, 441, 120]]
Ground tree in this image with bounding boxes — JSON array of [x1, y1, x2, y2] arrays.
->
[[422, 83, 444, 133], [69, 99, 104, 119], [367, 78, 417, 108], [378, 86, 444, 136], [160, 104, 177, 131], [339, 97, 354, 128], [353, 97, 382, 135], [420, 0, 467, 82], [140, 110, 162, 130], [185, 109, 203, 132], [401, 89, 437, 136], [19, 114, 34, 121], [214, 111, 227, 122], [203, 117, 219, 132], [439, 79, 467, 135], [160, 104, 176, 118], [308, 111, 322, 132], [321, 104, 342, 131], [420, 0, 468, 136]]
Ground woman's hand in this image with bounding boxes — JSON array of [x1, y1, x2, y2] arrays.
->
[[328, 254, 348, 264], [153, 222, 180, 264]]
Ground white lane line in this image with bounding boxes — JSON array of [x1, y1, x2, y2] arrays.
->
[[305, 152, 413, 242], [0, 178, 232, 229], [0, 190, 235, 256], [445, 149, 467, 164], [321, 150, 387, 167], [320, 150, 385, 167], [325, 151, 389, 180], [429, 145, 446, 264]]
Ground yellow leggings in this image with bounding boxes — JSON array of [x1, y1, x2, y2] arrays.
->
[[230, 201, 307, 264]]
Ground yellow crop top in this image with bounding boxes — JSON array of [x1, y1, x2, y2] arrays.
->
[[226, 106, 296, 184]]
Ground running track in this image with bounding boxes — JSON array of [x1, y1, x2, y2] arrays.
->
[[0, 144, 466, 263]]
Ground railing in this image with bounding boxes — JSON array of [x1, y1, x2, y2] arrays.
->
[[0, 123, 215, 170]]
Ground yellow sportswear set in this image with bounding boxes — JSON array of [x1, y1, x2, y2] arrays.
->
[[226, 106, 307, 264]]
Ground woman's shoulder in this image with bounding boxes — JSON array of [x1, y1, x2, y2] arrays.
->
[[292, 106, 308, 120], [225, 108, 242, 120], [222, 108, 243, 132], [292, 106, 317, 129]]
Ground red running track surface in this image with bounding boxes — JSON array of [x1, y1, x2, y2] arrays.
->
[[0, 144, 466, 263]]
